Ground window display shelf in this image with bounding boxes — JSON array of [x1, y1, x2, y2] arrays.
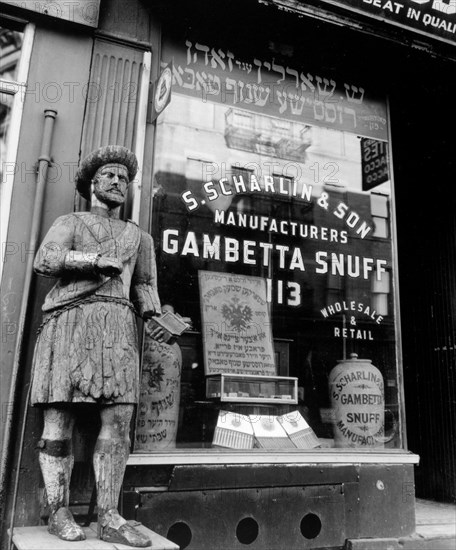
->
[[127, 449, 420, 466]]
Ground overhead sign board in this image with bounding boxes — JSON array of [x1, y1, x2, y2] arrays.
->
[[163, 38, 389, 141], [319, 0, 456, 45], [2, 0, 101, 28]]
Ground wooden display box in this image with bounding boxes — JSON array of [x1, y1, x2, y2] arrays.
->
[[206, 373, 298, 404]]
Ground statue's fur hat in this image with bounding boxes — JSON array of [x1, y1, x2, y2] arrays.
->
[[75, 145, 138, 200]]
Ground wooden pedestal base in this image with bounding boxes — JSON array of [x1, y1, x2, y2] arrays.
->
[[9, 523, 179, 550]]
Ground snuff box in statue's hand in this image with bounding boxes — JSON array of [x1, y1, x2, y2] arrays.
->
[[148, 311, 191, 342]]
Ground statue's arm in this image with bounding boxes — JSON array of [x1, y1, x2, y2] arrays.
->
[[131, 231, 162, 319], [34, 215, 122, 278], [33, 215, 76, 277]]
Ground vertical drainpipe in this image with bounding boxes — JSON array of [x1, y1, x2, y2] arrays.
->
[[0, 109, 58, 521]]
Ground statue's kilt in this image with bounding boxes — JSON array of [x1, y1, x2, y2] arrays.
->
[[31, 301, 139, 405]]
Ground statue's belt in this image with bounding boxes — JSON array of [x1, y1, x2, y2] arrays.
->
[[36, 295, 138, 335]]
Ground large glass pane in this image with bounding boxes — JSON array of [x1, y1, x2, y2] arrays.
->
[[0, 26, 24, 178], [134, 27, 402, 454]]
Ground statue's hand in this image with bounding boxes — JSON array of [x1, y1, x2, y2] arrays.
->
[[96, 257, 123, 277], [142, 310, 156, 320], [181, 316, 193, 329], [148, 324, 168, 342]]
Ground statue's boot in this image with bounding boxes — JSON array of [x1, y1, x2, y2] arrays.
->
[[99, 508, 151, 547], [48, 507, 86, 541]]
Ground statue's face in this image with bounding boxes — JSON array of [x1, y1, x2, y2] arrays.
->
[[92, 163, 129, 207]]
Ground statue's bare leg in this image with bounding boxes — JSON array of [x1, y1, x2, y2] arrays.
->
[[39, 407, 85, 541], [94, 404, 151, 547]]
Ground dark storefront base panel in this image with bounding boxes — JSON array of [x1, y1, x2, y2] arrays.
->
[[141, 485, 345, 549], [123, 463, 415, 550]]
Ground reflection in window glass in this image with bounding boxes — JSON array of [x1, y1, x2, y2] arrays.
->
[[372, 217, 388, 238], [0, 26, 24, 179], [0, 27, 23, 80], [371, 193, 390, 238], [372, 270, 390, 317], [134, 34, 402, 456]]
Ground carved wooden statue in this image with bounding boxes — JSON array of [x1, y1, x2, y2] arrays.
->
[[31, 145, 161, 547]]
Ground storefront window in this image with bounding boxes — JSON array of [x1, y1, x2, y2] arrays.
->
[[1, 21, 33, 276], [134, 26, 404, 456], [0, 25, 23, 178]]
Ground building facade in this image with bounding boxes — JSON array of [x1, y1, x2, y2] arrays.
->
[[1, 1, 455, 548]]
